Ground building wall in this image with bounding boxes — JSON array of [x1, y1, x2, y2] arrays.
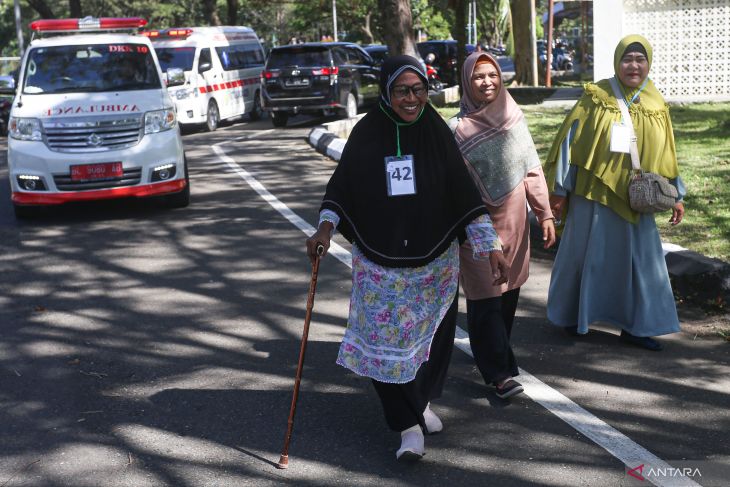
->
[[594, 0, 730, 102]]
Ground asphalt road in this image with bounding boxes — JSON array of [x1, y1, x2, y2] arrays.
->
[[1, 113, 729, 487]]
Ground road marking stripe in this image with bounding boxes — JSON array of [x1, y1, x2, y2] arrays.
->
[[211, 142, 352, 267], [211, 139, 699, 487]]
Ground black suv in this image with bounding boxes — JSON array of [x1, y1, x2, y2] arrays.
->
[[260, 42, 380, 127]]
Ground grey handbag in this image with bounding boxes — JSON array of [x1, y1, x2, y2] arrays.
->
[[627, 170, 678, 213], [609, 77, 678, 213]]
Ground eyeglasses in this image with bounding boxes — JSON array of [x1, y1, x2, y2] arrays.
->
[[391, 83, 427, 99]]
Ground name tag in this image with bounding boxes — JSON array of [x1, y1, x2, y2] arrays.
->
[[610, 122, 632, 154], [385, 155, 416, 196]]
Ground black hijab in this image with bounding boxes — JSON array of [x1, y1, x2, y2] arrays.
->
[[320, 55, 488, 268]]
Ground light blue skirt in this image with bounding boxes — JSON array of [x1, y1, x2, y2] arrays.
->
[[547, 195, 680, 337]]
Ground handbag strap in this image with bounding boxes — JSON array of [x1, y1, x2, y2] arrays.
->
[[609, 76, 641, 171]]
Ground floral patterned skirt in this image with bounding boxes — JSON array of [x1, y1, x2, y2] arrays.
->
[[336, 241, 460, 383]]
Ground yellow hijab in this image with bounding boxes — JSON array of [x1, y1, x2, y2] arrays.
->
[[544, 34, 679, 224]]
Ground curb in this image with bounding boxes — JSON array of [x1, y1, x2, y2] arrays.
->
[[307, 111, 730, 313], [308, 126, 347, 161]]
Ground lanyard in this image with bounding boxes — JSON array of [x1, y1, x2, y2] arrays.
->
[[619, 77, 649, 107], [379, 103, 425, 157]]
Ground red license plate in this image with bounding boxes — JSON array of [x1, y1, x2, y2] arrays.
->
[[70, 162, 123, 181]]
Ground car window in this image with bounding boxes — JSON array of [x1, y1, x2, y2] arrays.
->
[[198, 48, 212, 68], [156, 47, 195, 72], [216, 44, 265, 71], [344, 47, 366, 65], [331, 47, 347, 66], [23, 44, 160, 94], [267, 47, 331, 68]]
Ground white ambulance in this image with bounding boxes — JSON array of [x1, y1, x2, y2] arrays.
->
[[145, 26, 265, 131], [7, 17, 188, 219]]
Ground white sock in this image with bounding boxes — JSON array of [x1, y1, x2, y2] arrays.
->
[[396, 425, 425, 460], [423, 403, 443, 434]]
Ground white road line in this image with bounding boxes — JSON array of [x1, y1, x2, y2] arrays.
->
[[211, 143, 352, 268], [211, 140, 700, 487]]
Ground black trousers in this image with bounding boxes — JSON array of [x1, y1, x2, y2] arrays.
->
[[371, 296, 458, 432], [466, 287, 520, 385]]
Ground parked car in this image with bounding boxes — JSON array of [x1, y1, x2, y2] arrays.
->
[[363, 44, 388, 66], [416, 40, 475, 87], [364, 44, 443, 92], [8, 17, 188, 219], [260, 42, 380, 127], [147, 26, 266, 131]]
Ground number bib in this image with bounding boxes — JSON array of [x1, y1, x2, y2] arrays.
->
[[610, 122, 632, 154], [385, 155, 416, 196]]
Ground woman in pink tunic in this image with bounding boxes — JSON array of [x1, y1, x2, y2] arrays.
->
[[450, 52, 556, 398]]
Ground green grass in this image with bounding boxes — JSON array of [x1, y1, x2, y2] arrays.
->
[[438, 102, 730, 262]]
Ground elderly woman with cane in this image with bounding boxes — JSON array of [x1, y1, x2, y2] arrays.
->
[[306, 55, 508, 461], [544, 35, 685, 351]]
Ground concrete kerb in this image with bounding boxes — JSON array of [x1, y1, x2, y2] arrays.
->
[[306, 90, 730, 311]]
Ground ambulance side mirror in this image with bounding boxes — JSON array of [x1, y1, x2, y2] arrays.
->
[[166, 68, 185, 87], [0, 75, 15, 94], [197, 62, 212, 74]]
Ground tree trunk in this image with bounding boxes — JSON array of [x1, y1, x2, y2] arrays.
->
[[27, 0, 55, 19], [509, 0, 533, 85], [202, 0, 222, 26], [361, 12, 374, 45], [377, 0, 418, 58], [227, 0, 238, 25], [69, 0, 82, 17], [451, 0, 466, 93]]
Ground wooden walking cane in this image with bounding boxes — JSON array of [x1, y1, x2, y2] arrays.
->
[[277, 243, 324, 469]]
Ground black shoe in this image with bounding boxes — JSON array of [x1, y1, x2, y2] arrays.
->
[[620, 330, 663, 351], [563, 325, 580, 336], [495, 379, 524, 399]]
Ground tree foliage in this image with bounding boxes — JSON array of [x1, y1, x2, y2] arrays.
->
[[2, 0, 519, 60]]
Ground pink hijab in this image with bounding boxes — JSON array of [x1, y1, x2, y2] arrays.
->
[[453, 52, 541, 205], [455, 52, 524, 148]]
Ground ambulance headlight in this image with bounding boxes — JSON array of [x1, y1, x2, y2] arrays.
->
[[9, 117, 43, 141], [17, 174, 47, 191], [144, 108, 176, 134]]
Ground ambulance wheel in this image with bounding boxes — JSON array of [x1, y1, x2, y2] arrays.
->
[[165, 158, 190, 208], [271, 112, 288, 128], [249, 91, 262, 121], [13, 204, 41, 219], [205, 100, 219, 132], [165, 183, 190, 208]]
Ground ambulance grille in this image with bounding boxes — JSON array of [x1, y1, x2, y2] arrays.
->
[[43, 117, 143, 153]]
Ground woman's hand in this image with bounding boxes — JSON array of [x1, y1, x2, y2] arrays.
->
[[541, 218, 557, 248], [306, 221, 333, 265], [488, 250, 510, 286], [669, 201, 685, 226], [549, 194, 567, 220]]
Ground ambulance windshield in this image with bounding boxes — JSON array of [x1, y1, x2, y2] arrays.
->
[[155, 47, 196, 72], [23, 44, 161, 94]]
